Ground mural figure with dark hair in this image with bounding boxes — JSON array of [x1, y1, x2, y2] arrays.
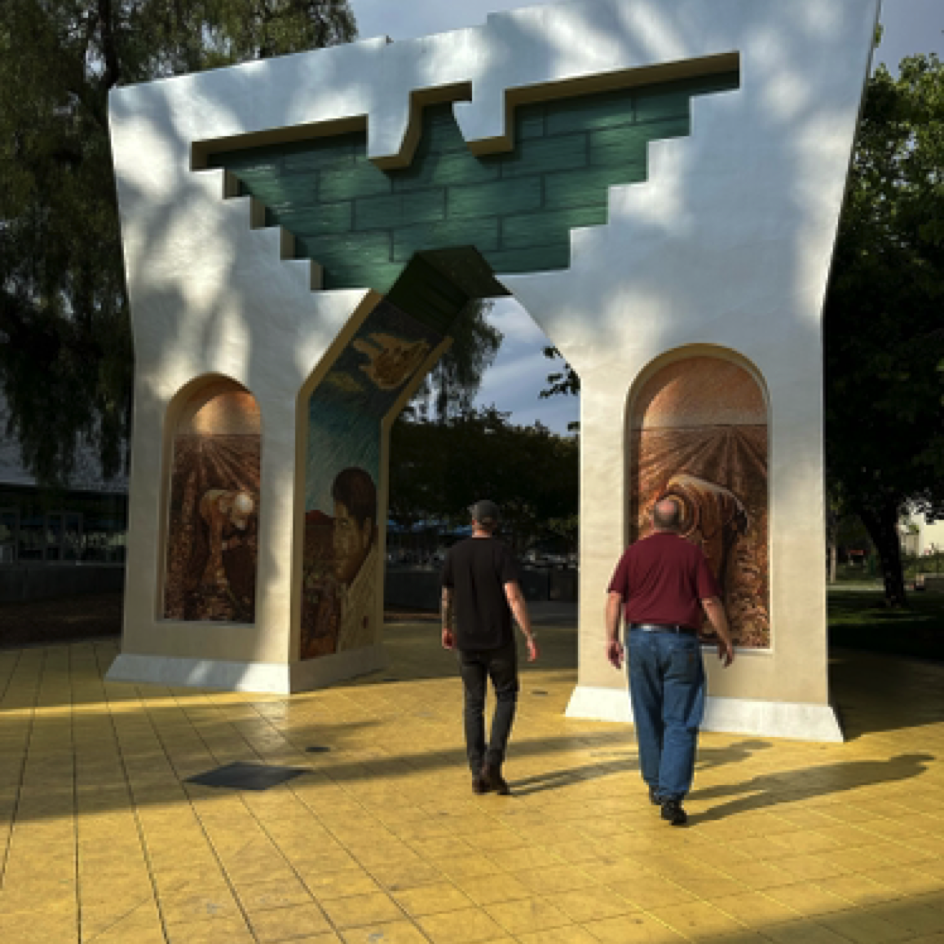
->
[[332, 467, 378, 651], [300, 466, 378, 659]]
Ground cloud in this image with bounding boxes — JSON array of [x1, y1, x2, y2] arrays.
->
[[488, 299, 550, 345], [474, 336, 579, 433]]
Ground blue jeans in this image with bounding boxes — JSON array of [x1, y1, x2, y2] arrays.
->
[[627, 629, 706, 800]]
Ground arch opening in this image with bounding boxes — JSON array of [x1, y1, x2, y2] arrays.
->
[[297, 248, 576, 662]]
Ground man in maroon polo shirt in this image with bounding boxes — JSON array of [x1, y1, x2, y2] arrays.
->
[[606, 497, 735, 825]]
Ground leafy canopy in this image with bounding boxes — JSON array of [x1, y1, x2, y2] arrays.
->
[[408, 300, 502, 424], [824, 54, 944, 603], [539, 53, 944, 605], [390, 406, 579, 553], [0, 0, 356, 486]]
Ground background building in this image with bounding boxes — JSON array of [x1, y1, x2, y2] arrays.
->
[[0, 395, 127, 601]]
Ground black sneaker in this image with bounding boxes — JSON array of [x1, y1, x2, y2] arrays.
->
[[649, 787, 662, 806], [660, 798, 688, 826], [482, 765, 511, 795]]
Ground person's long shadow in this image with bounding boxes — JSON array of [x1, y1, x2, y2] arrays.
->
[[689, 753, 935, 824], [510, 739, 773, 797]]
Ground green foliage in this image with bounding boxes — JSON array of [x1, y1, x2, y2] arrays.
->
[[904, 551, 944, 580], [828, 588, 944, 661], [0, 0, 356, 487], [824, 53, 944, 605], [408, 300, 502, 423], [540, 345, 580, 402], [389, 406, 579, 552], [541, 53, 944, 607], [538, 54, 944, 606]]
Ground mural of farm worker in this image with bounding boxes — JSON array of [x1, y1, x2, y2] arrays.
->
[[352, 333, 431, 390], [658, 474, 748, 592], [332, 467, 379, 652], [198, 489, 256, 587], [178, 487, 258, 622]]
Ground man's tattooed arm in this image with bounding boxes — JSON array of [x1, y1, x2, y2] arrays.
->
[[441, 587, 455, 630], [440, 588, 456, 650]]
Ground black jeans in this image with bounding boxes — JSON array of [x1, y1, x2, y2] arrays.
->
[[457, 640, 519, 773]]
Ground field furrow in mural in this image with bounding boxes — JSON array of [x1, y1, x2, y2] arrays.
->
[[632, 358, 769, 648]]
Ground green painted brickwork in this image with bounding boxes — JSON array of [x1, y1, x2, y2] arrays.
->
[[209, 72, 738, 292]]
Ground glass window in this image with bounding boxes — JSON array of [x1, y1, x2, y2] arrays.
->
[[62, 512, 83, 561], [82, 513, 125, 562], [0, 509, 17, 563], [18, 513, 44, 561], [0, 488, 128, 565], [45, 513, 63, 562]]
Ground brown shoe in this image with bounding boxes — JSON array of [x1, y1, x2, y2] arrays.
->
[[472, 772, 489, 795], [482, 764, 511, 795]]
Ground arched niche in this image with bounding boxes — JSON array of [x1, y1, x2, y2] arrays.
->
[[629, 352, 770, 648], [163, 377, 262, 623]]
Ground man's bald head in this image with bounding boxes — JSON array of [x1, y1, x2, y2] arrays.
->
[[652, 498, 682, 532]]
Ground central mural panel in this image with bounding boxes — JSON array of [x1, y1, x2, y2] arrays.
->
[[300, 299, 446, 659], [631, 356, 769, 648]]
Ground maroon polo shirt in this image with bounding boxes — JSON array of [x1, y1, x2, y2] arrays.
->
[[607, 532, 721, 630]]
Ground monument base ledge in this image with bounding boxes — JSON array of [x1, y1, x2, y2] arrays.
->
[[106, 645, 387, 694], [565, 685, 844, 743]]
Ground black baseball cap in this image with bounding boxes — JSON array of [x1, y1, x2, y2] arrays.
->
[[468, 500, 500, 525]]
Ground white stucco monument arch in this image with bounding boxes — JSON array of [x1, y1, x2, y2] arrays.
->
[[107, 0, 880, 741]]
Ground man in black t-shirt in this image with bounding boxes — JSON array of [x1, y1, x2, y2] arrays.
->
[[442, 500, 539, 795]]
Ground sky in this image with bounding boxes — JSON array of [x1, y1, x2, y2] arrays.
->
[[348, 0, 944, 434]]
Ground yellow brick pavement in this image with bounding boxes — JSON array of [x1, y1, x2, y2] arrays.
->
[[0, 621, 943, 943]]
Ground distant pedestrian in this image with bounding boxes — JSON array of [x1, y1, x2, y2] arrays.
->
[[606, 497, 735, 825], [441, 500, 539, 794]]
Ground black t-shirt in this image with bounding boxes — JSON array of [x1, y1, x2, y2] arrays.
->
[[442, 536, 520, 650]]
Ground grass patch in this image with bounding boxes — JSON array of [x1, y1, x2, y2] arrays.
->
[[828, 587, 944, 661]]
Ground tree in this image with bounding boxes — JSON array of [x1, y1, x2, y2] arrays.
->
[[408, 300, 502, 423], [390, 406, 579, 553], [386, 416, 448, 543], [540, 344, 579, 401], [0, 0, 357, 487], [539, 342, 581, 436], [539, 55, 944, 607], [824, 54, 944, 606]]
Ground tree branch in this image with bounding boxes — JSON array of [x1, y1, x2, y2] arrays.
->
[[98, 0, 121, 90]]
